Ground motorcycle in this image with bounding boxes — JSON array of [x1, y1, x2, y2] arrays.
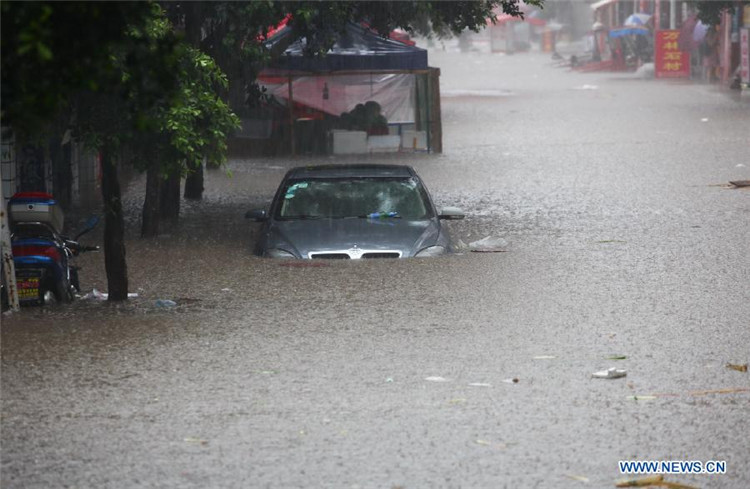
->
[[4, 192, 99, 306]]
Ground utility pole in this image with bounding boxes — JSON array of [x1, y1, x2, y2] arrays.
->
[[0, 179, 20, 312]]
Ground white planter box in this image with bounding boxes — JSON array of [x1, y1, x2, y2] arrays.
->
[[367, 135, 401, 153], [332, 130, 368, 154]]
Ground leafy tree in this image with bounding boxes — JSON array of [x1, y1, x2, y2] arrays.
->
[[1, 2, 154, 134], [163, 1, 287, 202], [2, 1, 183, 301], [71, 4, 183, 300], [139, 45, 240, 237]]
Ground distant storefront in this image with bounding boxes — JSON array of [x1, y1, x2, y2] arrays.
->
[[232, 23, 442, 157]]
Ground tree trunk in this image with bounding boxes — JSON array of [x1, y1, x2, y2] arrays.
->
[[159, 173, 181, 224], [183, 163, 204, 200], [141, 164, 161, 237], [100, 141, 129, 301], [182, 2, 206, 200]]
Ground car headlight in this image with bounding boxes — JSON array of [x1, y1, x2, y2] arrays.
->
[[415, 245, 446, 258], [265, 248, 296, 259]]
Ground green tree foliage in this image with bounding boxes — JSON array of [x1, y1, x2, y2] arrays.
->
[[3, 2, 240, 298], [120, 10, 240, 177], [161, 49, 240, 172], [283, 0, 542, 56], [1, 2, 154, 135], [71, 5, 240, 238]]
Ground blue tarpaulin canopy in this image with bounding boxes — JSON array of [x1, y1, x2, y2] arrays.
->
[[265, 22, 428, 72], [609, 27, 650, 38]]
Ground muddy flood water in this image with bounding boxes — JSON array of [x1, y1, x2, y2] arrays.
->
[[2, 49, 749, 488]]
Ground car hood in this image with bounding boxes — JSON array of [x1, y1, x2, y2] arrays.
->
[[266, 218, 441, 258]]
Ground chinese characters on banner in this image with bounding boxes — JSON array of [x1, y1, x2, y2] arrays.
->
[[655, 30, 690, 78], [741, 29, 749, 85]]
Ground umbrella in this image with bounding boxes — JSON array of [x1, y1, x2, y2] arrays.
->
[[609, 27, 650, 38], [624, 13, 651, 27]]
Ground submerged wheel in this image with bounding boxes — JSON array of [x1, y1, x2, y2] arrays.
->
[[40, 278, 72, 305]]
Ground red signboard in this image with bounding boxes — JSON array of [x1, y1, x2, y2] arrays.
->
[[655, 30, 690, 78]]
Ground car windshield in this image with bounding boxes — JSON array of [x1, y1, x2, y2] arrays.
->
[[276, 177, 432, 220]]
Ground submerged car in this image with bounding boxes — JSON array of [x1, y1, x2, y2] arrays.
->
[[246, 164, 465, 259]]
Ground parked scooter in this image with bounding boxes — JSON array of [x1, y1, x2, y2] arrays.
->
[[5, 192, 99, 306]]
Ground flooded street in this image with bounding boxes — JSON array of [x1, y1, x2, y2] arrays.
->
[[3, 48, 749, 488]]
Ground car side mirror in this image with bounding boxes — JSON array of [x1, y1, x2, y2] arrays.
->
[[245, 209, 268, 222], [438, 207, 465, 220]]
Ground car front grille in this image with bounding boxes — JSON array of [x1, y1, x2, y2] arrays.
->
[[308, 250, 402, 260], [361, 252, 400, 259], [310, 253, 351, 259]]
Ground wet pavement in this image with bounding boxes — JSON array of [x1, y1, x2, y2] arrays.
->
[[2, 46, 749, 488]]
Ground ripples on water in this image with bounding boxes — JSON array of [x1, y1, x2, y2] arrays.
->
[[4, 155, 512, 329]]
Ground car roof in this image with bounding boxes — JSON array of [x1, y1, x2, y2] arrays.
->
[[285, 164, 416, 180]]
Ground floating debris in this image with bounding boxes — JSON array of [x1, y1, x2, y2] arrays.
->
[[81, 289, 139, 300], [635, 387, 749, 398], [726, 363, 748, 373], [183, 437, 208, 446], [616, 475, 698, 488], [689, 387, 749, 396], [592, 368, 627, 379], [565, 474, 590, 483]]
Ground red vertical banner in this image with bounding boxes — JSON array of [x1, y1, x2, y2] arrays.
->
[[655, 30, 690, 78]]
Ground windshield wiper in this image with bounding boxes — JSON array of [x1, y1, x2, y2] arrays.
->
[[282, 215, 322, 220]]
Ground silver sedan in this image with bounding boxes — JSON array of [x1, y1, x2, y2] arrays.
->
[[246, 164, 465, 259]]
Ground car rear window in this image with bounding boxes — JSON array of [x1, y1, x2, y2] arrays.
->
[[276, 177, 432, 220]]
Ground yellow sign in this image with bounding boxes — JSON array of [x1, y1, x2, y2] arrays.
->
[[17, 277, 40, 299]]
